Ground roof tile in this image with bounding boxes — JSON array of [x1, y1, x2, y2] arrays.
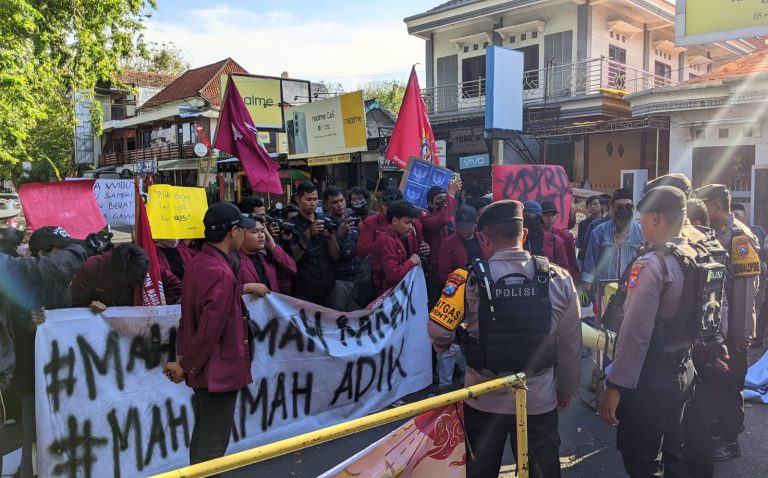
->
[[687, 48, 768, 84]]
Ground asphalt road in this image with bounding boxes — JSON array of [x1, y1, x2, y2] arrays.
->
[[230, 347, 768, 478]]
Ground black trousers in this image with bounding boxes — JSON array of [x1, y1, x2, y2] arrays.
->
[[190, 388, 239, 469], [682, 378, 714, 478], [756, 303, 768, 343], [616, 384, 693, 478], [710, 340, 748, 442], [463, 404, 561, 478]]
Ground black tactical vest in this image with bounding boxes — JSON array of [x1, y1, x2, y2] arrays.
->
[[460, 256, 554, 373]]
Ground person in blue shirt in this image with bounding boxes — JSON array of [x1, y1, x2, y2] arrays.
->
[[580, 188, 644, 309]]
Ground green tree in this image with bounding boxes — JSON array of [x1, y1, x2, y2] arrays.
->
[[0, 0, 157, 178], [124, 41, 189, 76], [359, 79, 407, 114]]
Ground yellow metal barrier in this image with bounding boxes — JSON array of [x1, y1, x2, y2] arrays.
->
[[150, 373, 528, 478]]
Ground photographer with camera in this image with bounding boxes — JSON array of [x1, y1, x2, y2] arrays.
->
[[287, 181, 340, 305], [323, 186, 362, 310], [237, 216, 296, 294]]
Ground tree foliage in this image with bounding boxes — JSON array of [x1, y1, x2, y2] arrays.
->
[[0, 0, 156, 178], [359, 79, 407, 114], [124, 41, 189, 76]]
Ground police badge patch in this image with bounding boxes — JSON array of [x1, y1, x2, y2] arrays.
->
[[734, 238, 749, 257], [627, 262, 644, 289]]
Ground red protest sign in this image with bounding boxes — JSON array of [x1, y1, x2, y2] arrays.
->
[[492, 165, 573, 230], [19, 181, 107, 239]]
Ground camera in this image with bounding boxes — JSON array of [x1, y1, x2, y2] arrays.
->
[[320, 216, 339, 234], [265, 215, 296, 235]]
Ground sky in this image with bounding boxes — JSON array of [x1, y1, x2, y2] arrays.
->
[[143, 0, 439, 89]]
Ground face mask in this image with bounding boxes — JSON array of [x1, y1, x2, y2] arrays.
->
[[524, 217, 542, 233], [0, 227, 23, 249], [351, 199, 366, 210], [614, 209, 633, 222], [158, 239, 180, 249], [433, 200, 445, 211]]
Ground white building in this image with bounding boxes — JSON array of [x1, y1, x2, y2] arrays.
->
[[628, 49, 768, 228], [404, 0, 757, 193]]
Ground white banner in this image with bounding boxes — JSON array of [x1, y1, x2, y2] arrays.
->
[[92, 179, 135, 227], [34, 269, 430, 477]]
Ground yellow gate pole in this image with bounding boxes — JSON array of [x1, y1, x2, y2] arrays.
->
[[515, 384, 529, 478], [150, 373, 527, 478]]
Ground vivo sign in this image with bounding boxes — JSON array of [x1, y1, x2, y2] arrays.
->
[[459, 153, 490, 170]]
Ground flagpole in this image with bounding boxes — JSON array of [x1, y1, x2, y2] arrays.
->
[[205, 74, 231, 198]]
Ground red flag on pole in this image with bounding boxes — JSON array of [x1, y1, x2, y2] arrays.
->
[[214, 76, 283, 194], [385, 67, 439, 169], [133, 182, 165, 306]]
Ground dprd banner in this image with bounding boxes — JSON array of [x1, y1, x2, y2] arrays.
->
[[319, 403, 466, 478], [35, 268, 431, 478], [145, 185, 207, 239], [492, 165, 573, 230], [18, 181, 106, 239]]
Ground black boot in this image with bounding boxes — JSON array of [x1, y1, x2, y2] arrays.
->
[[712, 440, 741, 461]]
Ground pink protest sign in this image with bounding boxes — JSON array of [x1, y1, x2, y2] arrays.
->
[[19, 181, 107, 239], [492, 165, 573, 230]]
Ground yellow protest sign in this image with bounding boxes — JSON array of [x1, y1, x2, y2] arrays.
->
[[429, 269, 468, 331], [146, 185, 208, 239]]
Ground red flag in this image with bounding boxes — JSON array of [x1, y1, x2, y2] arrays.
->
[[385, 67, 439, 169], [133, 182, 165, 306], [214, 76, 283, 194]]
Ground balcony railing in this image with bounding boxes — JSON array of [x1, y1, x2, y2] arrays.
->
[[421, 57, 677, 115], [100, 143, 196, 167]]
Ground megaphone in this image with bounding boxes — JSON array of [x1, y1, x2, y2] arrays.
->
[[581, 322, 617, 360]]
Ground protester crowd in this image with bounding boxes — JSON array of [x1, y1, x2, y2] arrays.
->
[[1, 173, 767, 478]]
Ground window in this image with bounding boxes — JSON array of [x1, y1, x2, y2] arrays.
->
[[608, 45, 627, 89], [112, 139, 124, 153], [521, 33, 527, 41], [532, 31, 538, 39], [544, 30, 574, 95], [654, 61, 672, 87], [718, 128, 729, 139], [483, 42, 489, 49], [463, 46, 469, 53], [516, 45, 540, 90], [141, 130, 151, 148], [126, 137, 136, 151], [510, 35, 516, 43], [461, 56, 486, 97], [473, 44, 479, 51]]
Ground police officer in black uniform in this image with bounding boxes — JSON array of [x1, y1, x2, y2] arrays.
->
[[428, 200, 581, 478], [599, 186, 706, 477]]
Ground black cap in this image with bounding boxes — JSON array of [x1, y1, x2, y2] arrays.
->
[[455, 205, 478, 230], [612, 188, 633, 201], [541, 201, 559, 214], [29, 226, 77, 256], [694, 184, 730, 203], [731, 203, 747, 213], [426, 186, 447, 204], [599, 193, 613, 202], [637, 186, 686, 214], [477, 200, 524, 231], [381, 187, 403, 203], [643, 173, 692, 197], [204, 202, 252, 232]]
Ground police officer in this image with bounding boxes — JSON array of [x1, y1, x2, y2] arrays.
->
[[428, 200, 581, 478], [599, 186, 699, 477], [694, 184, 760, 461]]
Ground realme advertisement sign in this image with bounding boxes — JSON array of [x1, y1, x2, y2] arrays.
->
[[286, 91, 367, 160], [220, 74, 284, 131], [676, 0, 768, 46]]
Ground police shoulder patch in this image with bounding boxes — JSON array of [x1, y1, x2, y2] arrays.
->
[[731, 233, 760, 277], [627, 262, 645, 289]]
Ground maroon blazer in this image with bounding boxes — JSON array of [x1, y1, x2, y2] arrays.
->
[[357, 212, 425, 258], [235, 246, 297, 294], [420, 195, 457, 277], [371, 230, 416, 293], [536, 231, 570, 272], [177, 244, 252, 393], [437, 232, 491, 283], [552, 228, 580, 280]]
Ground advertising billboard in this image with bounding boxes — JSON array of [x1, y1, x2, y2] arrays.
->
[[485, 46, 523, 135], [676, 0, 768, 46], [220, 74, 284, 131], [286, 91, 367, 159]]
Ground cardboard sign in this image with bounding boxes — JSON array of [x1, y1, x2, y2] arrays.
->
[[33, 268, 430, 478], [400, 157, 453, 210], [92, 179, 135, 226], [492, 165, 573, 230], [146, 185, 207, 239], [18, 181, 106, 239]]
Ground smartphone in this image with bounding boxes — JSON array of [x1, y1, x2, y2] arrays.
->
[[451, 172, 461, 182]]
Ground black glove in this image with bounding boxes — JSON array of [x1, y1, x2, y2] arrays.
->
[[81, 231, 113, 256]]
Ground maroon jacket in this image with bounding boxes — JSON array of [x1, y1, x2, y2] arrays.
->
[[156, 242, 197, 304], [420, 195, 457, 277], [372, 229, 416, 293], [551, 228, 579, 280], [71, 252, 137, 307], [177, 244, 252, 393], [357, 212, 424, 258], [437, 232, 491, 283], [527, 231, 570, 272], [235, 246, 297, 294]]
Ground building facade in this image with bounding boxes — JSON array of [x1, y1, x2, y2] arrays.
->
[[404, 0, 757, 193]]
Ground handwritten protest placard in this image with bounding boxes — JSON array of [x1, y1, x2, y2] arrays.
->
[[146, 185, 207, 239], [399, 156, 453, 210], [92, 179, 135, 226], [33, 268, 431, 478], [18, 181, 106, 239], [492, 165, 573, 229]]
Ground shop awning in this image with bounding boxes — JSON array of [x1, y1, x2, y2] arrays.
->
[[158, 158, 202, 171]]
